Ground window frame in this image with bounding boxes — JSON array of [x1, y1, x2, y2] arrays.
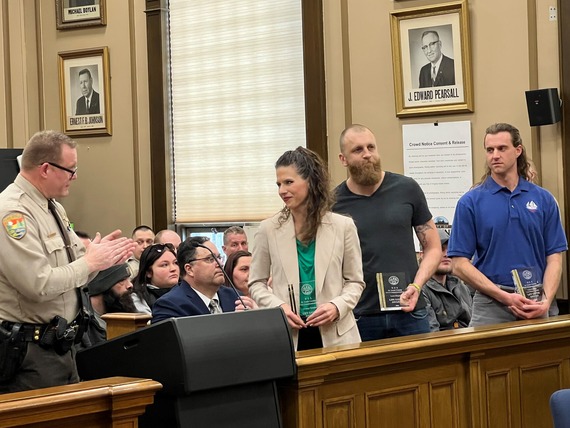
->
[[144, 0, 326, 230]]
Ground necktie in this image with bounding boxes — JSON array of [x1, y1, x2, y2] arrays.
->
[[86, 98, 90, 112], [48, 199, 75, 263], [431, 66, 437, 84], [209, 298, 222, 314]]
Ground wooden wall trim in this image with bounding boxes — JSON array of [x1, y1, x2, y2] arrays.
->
[[302, 0, 328, 161], [145, 0, 170, 231]]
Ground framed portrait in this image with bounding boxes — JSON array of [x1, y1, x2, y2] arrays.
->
[[58, 47, 112, 137], [56, 0, 106, 30], [390, 0, 473, 117]]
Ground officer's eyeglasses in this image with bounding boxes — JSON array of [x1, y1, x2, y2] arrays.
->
[[46, 162, 78, 179]]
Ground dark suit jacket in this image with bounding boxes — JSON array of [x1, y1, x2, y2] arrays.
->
[[419, 55, 455, 88], [75, 90, 100, 115], [151, 280, 237, 323]]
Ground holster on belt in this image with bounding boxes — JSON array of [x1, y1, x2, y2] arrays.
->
[[0, 323, 28, 382]]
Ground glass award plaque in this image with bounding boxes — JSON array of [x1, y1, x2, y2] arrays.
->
[[377, 272, 407, 311], [511, 267, 544, 301]]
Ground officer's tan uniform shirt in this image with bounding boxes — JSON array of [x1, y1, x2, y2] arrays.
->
[[0, 174, 90, 324]]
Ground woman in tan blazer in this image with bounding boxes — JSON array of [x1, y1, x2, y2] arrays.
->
[[249, 147, 365, 351]]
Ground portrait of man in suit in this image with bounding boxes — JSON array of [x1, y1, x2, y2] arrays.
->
[[418, 30, 455, 88], [75, 68, 100, 115]]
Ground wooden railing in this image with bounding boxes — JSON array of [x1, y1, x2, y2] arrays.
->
[[278, 315, 570, 428], [0, 377, 161, 428]]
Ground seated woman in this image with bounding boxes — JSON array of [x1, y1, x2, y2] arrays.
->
[[132, 243, 180, 314], [223, 250, 259, 310], [223, 250, 252, 296]]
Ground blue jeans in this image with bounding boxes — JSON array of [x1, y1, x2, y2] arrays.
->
[[356, 308, 430, 342]]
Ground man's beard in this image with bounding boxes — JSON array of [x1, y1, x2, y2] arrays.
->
[[103, 290, 138, 313], [348, 158, 382, 186]]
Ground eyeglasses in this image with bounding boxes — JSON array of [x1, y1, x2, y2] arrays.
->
[[188, 254, 223, 264], [46, 162, 78, 179], [150, 243, 176, 253], [421, 41, 440, 51]]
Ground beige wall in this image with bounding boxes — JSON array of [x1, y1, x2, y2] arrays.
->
[[325, 0, 562, 193], [0, 0, 152, 237], [322, 0, 566, 296], [0, 0, 565, 293]]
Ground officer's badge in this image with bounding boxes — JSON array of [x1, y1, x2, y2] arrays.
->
[[2, 213, 26, 240]]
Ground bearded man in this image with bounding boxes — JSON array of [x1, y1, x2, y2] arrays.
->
[[333, 124, 441, 341], [80, 264, 138, 348]]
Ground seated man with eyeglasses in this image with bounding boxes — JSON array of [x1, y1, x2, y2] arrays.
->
[[151, 236, 255, 323]]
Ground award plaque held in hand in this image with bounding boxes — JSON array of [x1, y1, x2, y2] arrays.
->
[[377, 272, 408, 311], [511, 267, 544, 301]]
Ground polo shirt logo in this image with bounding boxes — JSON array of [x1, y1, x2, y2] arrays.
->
[[526, 201, 538, 212]]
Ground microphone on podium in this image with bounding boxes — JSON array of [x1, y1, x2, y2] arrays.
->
[[189, 241, 249, 311]]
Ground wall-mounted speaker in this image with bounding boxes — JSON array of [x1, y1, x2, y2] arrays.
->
[[525, 88, 562, 127]]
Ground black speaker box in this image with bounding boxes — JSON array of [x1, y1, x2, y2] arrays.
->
[[525, 88, 561, 126]]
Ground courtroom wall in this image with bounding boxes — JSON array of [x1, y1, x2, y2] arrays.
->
[[0, 0, 151, 236], [0, 1, 563, 277]]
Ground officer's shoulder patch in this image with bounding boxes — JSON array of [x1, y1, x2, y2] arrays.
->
[[2, 212, 27, 240]]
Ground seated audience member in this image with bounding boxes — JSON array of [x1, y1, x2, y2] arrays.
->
[[223, 250, 252, 296], [80, 264, 138, 348], [127, 225, 155, 279], [223, 250, 258, 310], [154, 229, 182, 251], [222, 226, 249, 261], [152, 236, 255, 323], [422, 229, 472, 331], [132, 243, 180, 314], [75, 230, 92, 248]]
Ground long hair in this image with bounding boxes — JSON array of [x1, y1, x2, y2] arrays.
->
[[223, 250, 252, 289], [132, 243, 177, 304], [476, 123, 533, 186], [275, 147, 334, 243]]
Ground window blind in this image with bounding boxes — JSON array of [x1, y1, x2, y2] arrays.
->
[[169, 0, 306, 223]]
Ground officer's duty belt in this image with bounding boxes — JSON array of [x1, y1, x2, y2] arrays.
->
[[0, 322, 47, 343]]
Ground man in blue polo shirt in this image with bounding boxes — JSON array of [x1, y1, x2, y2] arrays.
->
[[448, 123, 567, 326]]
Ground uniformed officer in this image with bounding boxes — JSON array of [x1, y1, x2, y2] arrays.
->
[[0, 130, 136, 393]]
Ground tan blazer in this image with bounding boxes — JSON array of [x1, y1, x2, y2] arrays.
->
[[249, 211, 365, 349]]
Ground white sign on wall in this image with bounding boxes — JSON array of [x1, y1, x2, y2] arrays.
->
[[403, 121, 472, 229]]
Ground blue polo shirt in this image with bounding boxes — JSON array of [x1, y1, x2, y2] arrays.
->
[[448, 177, 567, 287]]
